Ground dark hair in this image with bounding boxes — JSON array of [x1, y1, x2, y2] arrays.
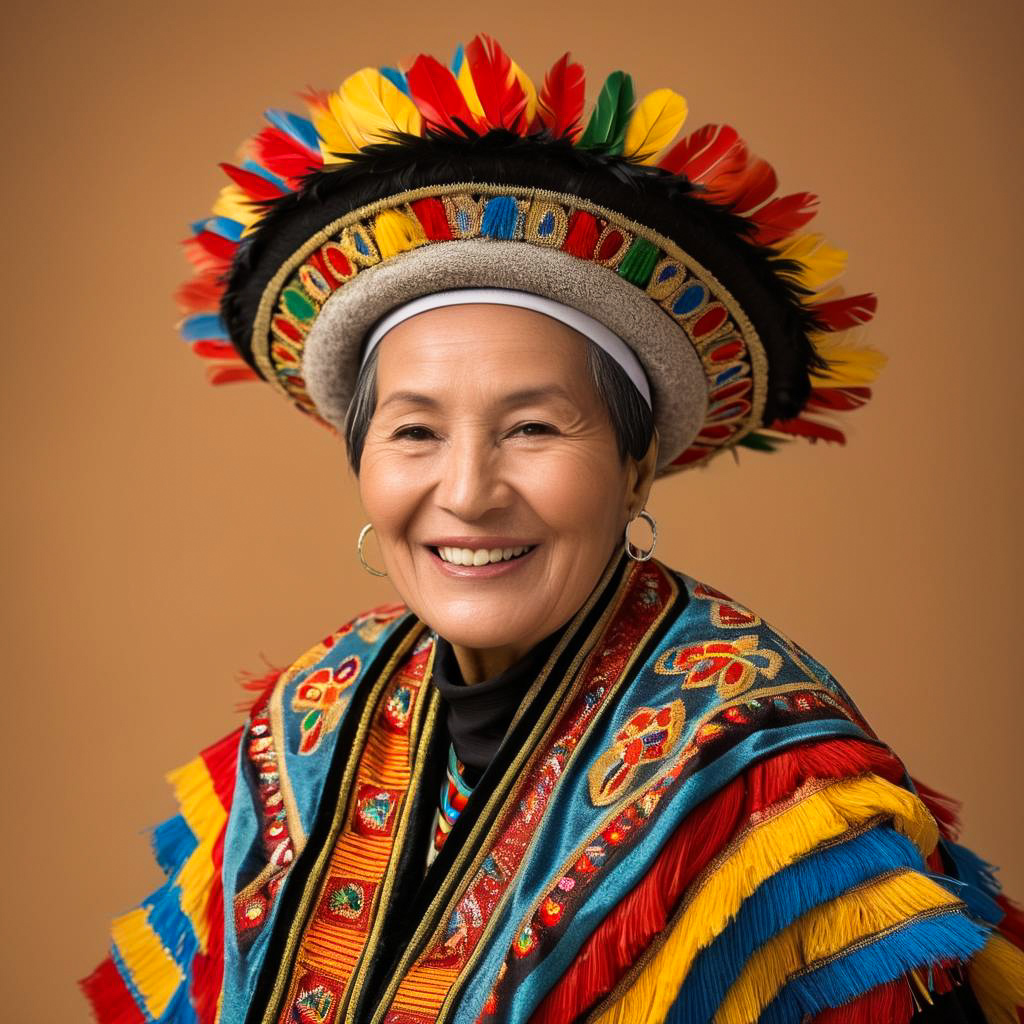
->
[[343, 336, 655, 475]]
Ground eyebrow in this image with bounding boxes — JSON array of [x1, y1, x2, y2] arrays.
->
[[378, 384, 577, 412]]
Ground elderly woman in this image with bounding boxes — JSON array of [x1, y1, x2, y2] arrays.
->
[[83, 37, 1023, 1024]]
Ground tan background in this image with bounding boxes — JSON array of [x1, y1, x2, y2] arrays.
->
[[2, 0, 1022, 1016]]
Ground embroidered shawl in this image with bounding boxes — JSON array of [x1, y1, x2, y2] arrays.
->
[[81, 556, 1024, 1023]]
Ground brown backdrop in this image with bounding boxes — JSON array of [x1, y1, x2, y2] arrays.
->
[[3, 0, 1022, 1016]]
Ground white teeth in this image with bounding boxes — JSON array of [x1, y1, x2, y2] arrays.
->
[[436, 545, 532, 565]]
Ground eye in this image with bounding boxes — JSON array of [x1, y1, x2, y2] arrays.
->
[[392, 425, 438, 441], [509, 421, 557, 438]]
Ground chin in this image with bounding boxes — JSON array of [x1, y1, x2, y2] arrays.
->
[[421, 607, 544, 653]]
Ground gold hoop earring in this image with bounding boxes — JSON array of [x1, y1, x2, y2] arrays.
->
[[624, 509, 657, 562], [357, 523, 388, 577]]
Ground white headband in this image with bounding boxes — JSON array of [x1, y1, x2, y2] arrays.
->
[[360, 287, 653, 407]]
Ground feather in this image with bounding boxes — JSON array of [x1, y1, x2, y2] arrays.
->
[[579, 71, 635, 154], [810, 338, 887, 388], [208, 364, 260, 385], [749, 192, 820, 245], [406, 54, 483, 134], [464, 33, 529, 132], [175, 271, 225, 314], [770, 416, 847, 444], [379, 66, 410, 96], [808, 293, 879, 332], [775, 233, 847, 292], [706, 154, 778, 212], [191, 341, 237, 360], [219, 163, 286, 202], [658, 123, 741, 179], [322, 68, 422, 161], [454, 47, 486, 119], [622, 88, 688, 163], [537, 52, 586, 142], [210, 183, 262, 229], [805, 386, 872, 413], [509, 56, 538, 129], [262, 108, 319, 154], [251, 128, 321, 184]]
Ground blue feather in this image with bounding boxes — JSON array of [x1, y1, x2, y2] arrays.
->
[[240, 160, 288, 191], [198, 216, 245, 242], [181, 314, 229, 342], [450, 42, 464, 75], [380, 66, 410, 96]]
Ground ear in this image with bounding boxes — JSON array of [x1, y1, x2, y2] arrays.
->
[[625, 429, 659, 519]]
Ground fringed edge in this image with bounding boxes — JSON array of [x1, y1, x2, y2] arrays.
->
[[532, 737, 906, 1024], [758, 909, 990, 1024], [668, 824, 926, 1024], [968, 932, 1024, 1024], [586, 768, 936, 1024], [79, 727, 243, 1024], [719, 872, 985, 1024]]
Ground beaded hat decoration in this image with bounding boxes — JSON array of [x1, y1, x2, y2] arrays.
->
[[177, 34, 884, 474]]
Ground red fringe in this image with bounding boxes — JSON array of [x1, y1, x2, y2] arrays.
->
[[997, 894, 1024, 952], [411, 197, 454, 241], [530, 738, 905, 1023], [237, 666, 285, 716], [80, 957, 146, 1024], [909, 776, 962, 841], [811, 979, 915, 1024]]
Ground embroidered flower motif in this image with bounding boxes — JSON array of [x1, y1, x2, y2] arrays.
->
[[588, 700, 686, 806], [654, 635, 782, 698], [292, 654, 361, 754], [353, 784, 401, 836]]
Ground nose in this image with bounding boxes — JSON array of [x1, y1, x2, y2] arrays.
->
[[433, 432, 512, 522]]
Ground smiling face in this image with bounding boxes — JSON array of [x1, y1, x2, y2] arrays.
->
[[356, 303, 655, 675]]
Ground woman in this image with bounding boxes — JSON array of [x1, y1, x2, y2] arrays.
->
[[82, 36, 1024, 1024]]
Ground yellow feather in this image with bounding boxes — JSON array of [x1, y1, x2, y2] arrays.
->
[[623, 88, 688, 164], [456, 58, 486, 119], [323, 68, 421, 165], [969, 934, 1024, 1024], [211, 183, 261, 229], [775, 233, 848, 294], [716, 871, 964, 1024], [311, 101, 353, 165], [809, 334, 888, 388], [509, 57, 538, 125], [590, 774, 937, 1024]]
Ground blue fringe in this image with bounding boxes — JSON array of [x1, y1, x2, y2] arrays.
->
[[262, 108, 319, 153], [760, 910, 990, 1024], [150, 815, 198, 879], [943, 838, 1006, 925], [180, 314, 229, 342], [480, 196, 520, 239], [380, 66, 410, 96], [667, 826, 925, 1024], [143, 881, 199, 1024]]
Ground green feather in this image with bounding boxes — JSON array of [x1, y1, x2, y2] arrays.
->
[[579, 71, 635, 154], [737, 431, 789, 452]]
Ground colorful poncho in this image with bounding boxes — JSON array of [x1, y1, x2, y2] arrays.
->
[[81, 554, 1024, 1023]]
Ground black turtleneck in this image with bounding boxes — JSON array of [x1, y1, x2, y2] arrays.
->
[[429, 626, 566, 786]]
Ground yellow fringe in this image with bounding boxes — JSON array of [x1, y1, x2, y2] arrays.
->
[[373, 208, 429, 260], [774, 233, 848, 294], [716, 870, 963, 1024], [166, 753, 227, 953], [591, 774, 938, 1024], [969, 933, 1024, 1024], [808, 334, 888, 389], [110, 907, 185, 1020]]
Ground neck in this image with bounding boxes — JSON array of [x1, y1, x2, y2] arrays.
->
[[450, 642, 530, 685]]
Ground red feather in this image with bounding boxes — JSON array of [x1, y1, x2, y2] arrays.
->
[[707, 155, 778, 212], [219, 163, 287, 202], [805, 386, 872, 413], [175, 271, 226, 313], [537, 52, 585, 142], [749, 191, 820, 245], [808, 293, 879, 331], [208, 365, 260, 385], [191, 340, 238, 360], [252, 127, 321, 186], [770, 416, 847, 444], [184, 232, 237, 272], [658, 123, 741, 179], [406, 54, 482, 134], [465, 33, 528, 132]]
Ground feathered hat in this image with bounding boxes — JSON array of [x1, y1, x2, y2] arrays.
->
[[177, 35, 883, 474]]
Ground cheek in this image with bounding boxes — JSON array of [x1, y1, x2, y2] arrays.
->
[[357, 451, 426, 544]]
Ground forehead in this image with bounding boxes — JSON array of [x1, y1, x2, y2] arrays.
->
[[373, 303, 592, 395]]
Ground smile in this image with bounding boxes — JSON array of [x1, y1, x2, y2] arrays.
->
[[431, 545, 536, 566]]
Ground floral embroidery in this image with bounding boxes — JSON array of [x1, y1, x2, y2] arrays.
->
[[292, 654, 361, 755], [654, 634, 782, 699], [588, 700, 686, 806]]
